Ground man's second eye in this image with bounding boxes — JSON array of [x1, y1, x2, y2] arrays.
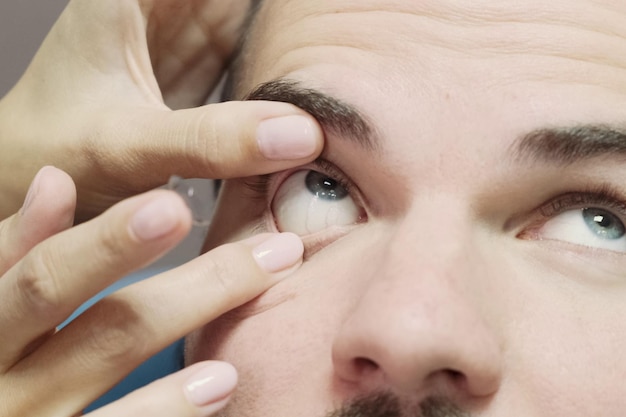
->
[[538, 207, 626, 252], [271, 170, 363, 235]]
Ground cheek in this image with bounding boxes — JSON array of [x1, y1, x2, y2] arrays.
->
[[508, 316, 626, 414], [499, 248, 626, 414], [185, 283, 339, 415], [186, 232, 377, 404], [197, 220, 385, 366], [527, 309, 626, 413]]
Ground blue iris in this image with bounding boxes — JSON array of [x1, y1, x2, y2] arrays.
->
[[582, 208, 625, 239], [305, 171, 348, 201]]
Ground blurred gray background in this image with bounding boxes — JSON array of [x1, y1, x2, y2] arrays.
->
[[1, 0, 69, 97]]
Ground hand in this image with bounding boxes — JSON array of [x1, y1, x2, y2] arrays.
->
[[0, 0, 322, 221], [0, 166, 305, 416]]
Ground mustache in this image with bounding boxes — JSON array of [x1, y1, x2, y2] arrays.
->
[[324, 392, 472, 417]]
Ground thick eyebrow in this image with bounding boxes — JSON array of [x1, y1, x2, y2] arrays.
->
[[246, 81, 626, 164], [245, 79, 379, 151], [511, 125, 626, 165]]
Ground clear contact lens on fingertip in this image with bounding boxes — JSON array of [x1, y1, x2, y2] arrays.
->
[[167, 175, 214, 227]]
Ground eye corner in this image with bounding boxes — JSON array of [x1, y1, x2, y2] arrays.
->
[[515, 226, 539, 242]]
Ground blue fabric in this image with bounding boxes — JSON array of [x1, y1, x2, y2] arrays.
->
[[84, 339, 184, 411], [59, 267, 184, 411]]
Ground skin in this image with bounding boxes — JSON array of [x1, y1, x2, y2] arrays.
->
[[0, 0, 323, 223], [0, 0, 326, 416], [186, 0, 626, 415]]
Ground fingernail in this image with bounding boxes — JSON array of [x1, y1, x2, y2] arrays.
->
[[257, 115, 321, 160], [20, 166, 48, 215], [184, 362, 238, 407], [130, 195, 185, 241], [253, 232, 304, 273]]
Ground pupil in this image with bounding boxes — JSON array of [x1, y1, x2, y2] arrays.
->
[[582, 208, 625, 239], [594, 215, 610, 228], [305, 171, 348, 200]]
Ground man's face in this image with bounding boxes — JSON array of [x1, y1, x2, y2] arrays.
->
[[186, 0, 626, 415]]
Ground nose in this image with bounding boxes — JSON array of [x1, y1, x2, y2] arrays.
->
[[331, 220, 503, 401]]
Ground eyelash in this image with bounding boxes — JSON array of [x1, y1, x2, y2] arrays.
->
[[242, 160, 365, 257], [517, 184, 626, 242], [243, 164, 626, 253], [538, 185, 626, 219], [242, 158, 361, 209]]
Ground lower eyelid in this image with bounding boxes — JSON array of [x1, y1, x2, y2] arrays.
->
[[261, 207, 353, 260], [301, 225, 361, 260]]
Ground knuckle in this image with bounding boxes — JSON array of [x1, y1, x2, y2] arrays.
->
[[95, 218, 133, 265], [17, 247, 66, 316], [194, 111, 224, 173], [203, 252, 239, 296], [188, 106, 252, 178], [78, 124, 109, 165], [81, 301, 149, 368]]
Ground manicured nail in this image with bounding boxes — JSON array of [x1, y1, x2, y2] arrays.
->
[[252, 232, 304, 273], [257, 115, 321, 160], [20, 166, 49, 215], [184, 362, 238, 407], [130, 195, 184, 241]]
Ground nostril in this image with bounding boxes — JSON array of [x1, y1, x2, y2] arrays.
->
[[354, 357, 379, 375], [446, 369, 464, 380], [444, 369, 469, 390]]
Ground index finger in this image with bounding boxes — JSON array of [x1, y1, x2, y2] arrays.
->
[[105, 100, 324, 180]]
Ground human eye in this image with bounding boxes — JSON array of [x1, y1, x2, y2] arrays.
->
[[521, 188, 626, 253], [268, 161, 366, 236]]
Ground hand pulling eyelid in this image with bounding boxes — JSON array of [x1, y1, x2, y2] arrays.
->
[[167, 175, 212, 227]]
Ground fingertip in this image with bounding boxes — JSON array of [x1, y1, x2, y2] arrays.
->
[[20, 166, 76, 227], [183, 361, 238, 408], [20, 166, 76, 216], [256, 113, 324, 161], [128, 191, 192, 242], [251, 232, 304, 274]]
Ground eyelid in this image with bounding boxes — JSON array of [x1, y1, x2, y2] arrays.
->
[[537, 186, 626, 218], [517, 184, 626, 240], [310, 159, 363, 204], [245, 157, 369, 215], [242, 158, 368, 246], [301, 225, 361, 259]]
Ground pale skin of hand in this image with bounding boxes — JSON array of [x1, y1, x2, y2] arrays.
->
[[0, 1, 323, 415], [0, 0, 321, 222], [0, 166, 306, 417]]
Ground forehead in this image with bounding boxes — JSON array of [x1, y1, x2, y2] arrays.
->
[[247, 0, 626, 86], [241, 0, 626, 181]]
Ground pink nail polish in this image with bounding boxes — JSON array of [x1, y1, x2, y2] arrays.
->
[[184, 362, 238, 407], [130, 195, 185, 241], [252, 232, 304, 273], [257, 115, 320, 160], [20, 166, 50, 215]]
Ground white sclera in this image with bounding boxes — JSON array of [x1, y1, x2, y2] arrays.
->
[[539, 208, 626, 252], [272, 170, 361, 236]]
